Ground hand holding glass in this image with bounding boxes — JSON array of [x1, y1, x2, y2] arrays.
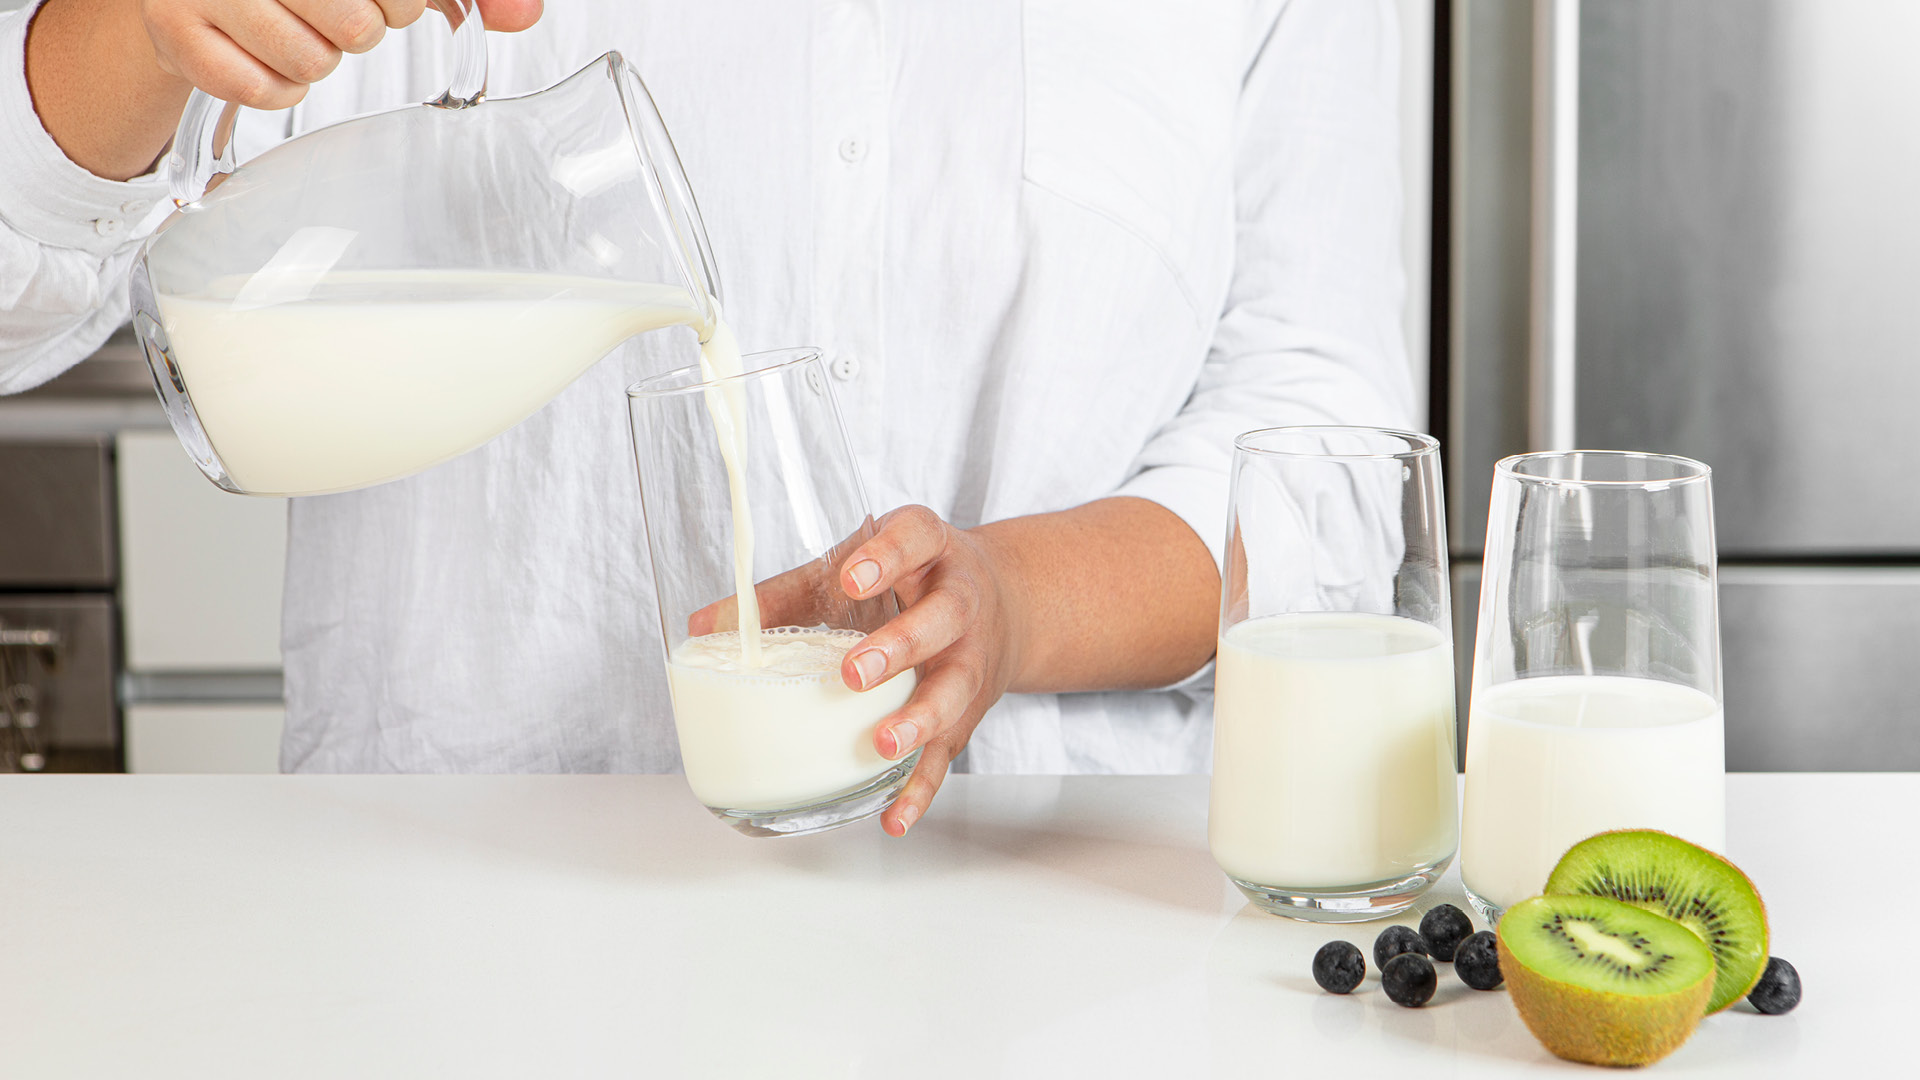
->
[[629, 349, 918, 838]]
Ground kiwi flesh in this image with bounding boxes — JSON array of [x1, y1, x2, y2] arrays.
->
[[1498, 894, 1714, 1067], [1545, 830, 1768, 1014]]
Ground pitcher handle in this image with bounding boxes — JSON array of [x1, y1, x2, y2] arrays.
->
[[166, 0, 489, 206]]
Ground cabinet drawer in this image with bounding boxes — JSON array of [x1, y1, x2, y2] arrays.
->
[[125, 704, 284, 773], [117, 432, 286, 670]]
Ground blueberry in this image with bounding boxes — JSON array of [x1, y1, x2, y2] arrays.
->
[[1747, 956, 1801, 1015], [1418, 903, 1474, 962], [1454, 930, 1503, 990], [1372, 923, 1427, 969], [1312, 940, 1366, 994], [1382, 952, 1437, 1007]]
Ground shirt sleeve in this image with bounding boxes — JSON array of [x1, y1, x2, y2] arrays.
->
[[0, 1, 171, 395], [1111, 0, 1413, 571]]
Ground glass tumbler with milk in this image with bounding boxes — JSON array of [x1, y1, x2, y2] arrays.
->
[[629, 349, 920, 838], [1210, 427, 1459, 922], [1461, 451, 1725, 923]]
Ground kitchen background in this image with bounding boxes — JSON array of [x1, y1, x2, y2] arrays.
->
[[1, 0, 1912, 772]]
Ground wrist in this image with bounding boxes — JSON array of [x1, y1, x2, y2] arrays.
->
[[965, 521, 1041, 694]]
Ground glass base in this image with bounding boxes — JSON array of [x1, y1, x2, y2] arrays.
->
[[1230, 854, 1454, 924], [1463, 883, 1506, 927], [705, 749, 922, 838]]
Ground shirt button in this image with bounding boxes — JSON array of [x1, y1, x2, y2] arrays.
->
[[120, 199, 152, 216], [831, 353, 861, 381], [93, 218, 122, 236], [838, 138, 867, 163], [805, 364, 826, 395]]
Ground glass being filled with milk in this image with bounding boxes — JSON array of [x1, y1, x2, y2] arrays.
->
[[1461, 451, 1725, 923], [629, 349, 919, 837], [1210, 427, 1459, 922]]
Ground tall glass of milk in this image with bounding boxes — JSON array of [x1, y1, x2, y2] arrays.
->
[[628, 349, 919, 837], [1461, 451, 1724, 922], [1210, 427, 1459, 922]]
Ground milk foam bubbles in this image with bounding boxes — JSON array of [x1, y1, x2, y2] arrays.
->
[[1209, 612, 1459, 890], [1461, 675, 1726, 913], [157, 270, 711, 496], [667, 628, 916, 811]]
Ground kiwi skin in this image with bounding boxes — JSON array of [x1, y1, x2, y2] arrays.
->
[[1544, 829, 1769, 1015], [1498, 895, 1713, 1067]]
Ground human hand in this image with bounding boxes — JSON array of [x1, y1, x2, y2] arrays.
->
[[830, 506, 1029, 837], [688, 505, 1028, 837], [139, 0, 543, 109]]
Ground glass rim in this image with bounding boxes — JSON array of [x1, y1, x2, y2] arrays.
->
[[1495, 449, 1713, 489], [626, 346, 822, 399], [1233, 425, 1439, 461]]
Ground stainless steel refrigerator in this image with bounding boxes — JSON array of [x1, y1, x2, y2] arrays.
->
[[1444, 0, 1920, 770]]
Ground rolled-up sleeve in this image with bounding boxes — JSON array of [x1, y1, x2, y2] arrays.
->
[[1112, 0, 1412, 570], [0, 2, 169, 395]]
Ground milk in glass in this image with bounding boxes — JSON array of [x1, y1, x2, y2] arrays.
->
[[1210, 612, 1459, 889], [1461, 675, 1726, 913], [668, 629, 916, 810]]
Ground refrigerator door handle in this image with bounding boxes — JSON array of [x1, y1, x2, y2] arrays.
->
[[1530, 0, 1580, 451]]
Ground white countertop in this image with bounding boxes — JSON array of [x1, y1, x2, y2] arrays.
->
[[0, 773, 1890, 1076]]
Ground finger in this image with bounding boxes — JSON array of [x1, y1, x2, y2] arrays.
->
[[872, 655, 986, 761], [282, 0, 394, 53], [211, 0, 344, 88], [843, 581, 975, 691], [151, 21, 309, 109], [840, 505, 949, 600], [881, 731, 956, 837], [686, 596, 731, 637], [475, 0, 542, 33], [369, 0, 430, 28]]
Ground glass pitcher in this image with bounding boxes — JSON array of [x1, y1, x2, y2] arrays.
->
[[128, 0, 723, 497]]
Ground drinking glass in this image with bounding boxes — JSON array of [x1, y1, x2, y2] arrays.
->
[[1211, 426, 1458, 922], [628, 348, 919, 837], [1461, 451, 1724, 923]]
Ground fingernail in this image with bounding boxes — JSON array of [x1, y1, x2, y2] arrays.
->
[[851, 649, 887, 689], [886, 720, 919, 759], [896, 803, 921, 834], [848, 559, 881, 594]]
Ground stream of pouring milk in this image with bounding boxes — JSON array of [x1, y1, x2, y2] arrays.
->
[[690, 318, 764, 665]]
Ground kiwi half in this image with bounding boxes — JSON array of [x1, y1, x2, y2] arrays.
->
[[1498, 894, 1714, 1067], [1545, 830, 1768, 1014]]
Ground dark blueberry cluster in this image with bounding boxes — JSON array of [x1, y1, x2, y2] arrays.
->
[[1310, 903, 1503, 1008]]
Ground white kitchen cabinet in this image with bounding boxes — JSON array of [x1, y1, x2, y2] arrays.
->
[[117, 431, 287, 773], [116, 431, 286, 670], [124, 705, 284, 774]]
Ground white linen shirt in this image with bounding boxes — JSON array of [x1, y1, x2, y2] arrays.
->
[[0, 0, 1412, 774]]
